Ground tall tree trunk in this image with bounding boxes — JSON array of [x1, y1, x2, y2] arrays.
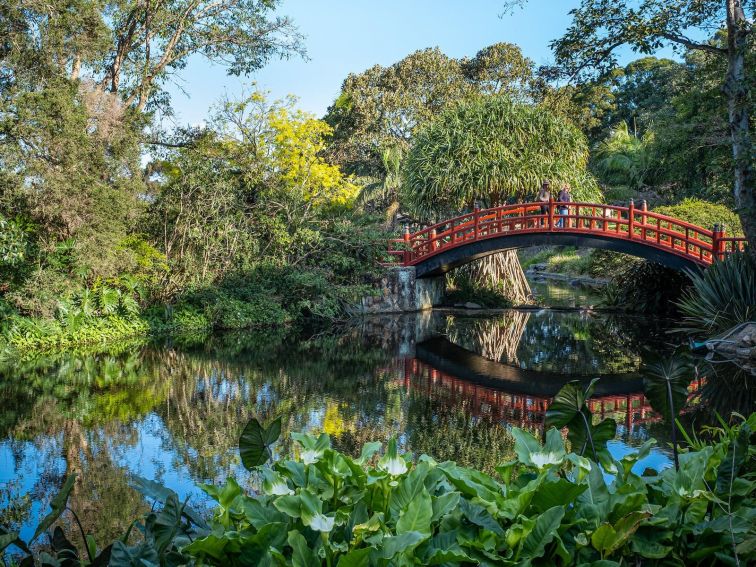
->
[[726, 0, 755, 257], [462, 250, 531, 304]]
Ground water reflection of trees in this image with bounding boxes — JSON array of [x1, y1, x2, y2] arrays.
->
[[446, 311, 530, 364], [445, 310, 672, 375], [2, 322, 748, 549]]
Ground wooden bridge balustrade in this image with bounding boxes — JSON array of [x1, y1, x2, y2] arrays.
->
[[388, 202, 748, 269]]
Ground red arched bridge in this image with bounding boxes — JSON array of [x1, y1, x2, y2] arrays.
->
[[388, 200, 747, 277]]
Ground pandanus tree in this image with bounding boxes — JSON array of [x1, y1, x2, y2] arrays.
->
[[402, 96, 601, 302]]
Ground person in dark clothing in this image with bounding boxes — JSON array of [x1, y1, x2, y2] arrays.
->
[[556, 183, 571, 228], [537, 181, 550, 226]]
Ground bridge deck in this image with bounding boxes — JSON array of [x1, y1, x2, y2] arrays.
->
[[388, 201, 747, 272]]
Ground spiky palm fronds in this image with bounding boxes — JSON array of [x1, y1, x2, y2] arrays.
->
[[676, 252, 756, 336], [592, 121, 654, 190], [402, 96, 600, 221], [356, 145, 404, 208]]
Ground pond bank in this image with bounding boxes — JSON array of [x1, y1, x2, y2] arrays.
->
[[525, 268, 609, 287]]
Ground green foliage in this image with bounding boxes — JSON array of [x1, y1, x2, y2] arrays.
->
[[0, 215, 27, 269], [592, 122, 654, 190], [520, 247, 595, 276], [676, 252, 756, 336], [444, 272, 513, 308], [654, 198, 744, 237], [240, 417, 283, 468], [7, 407, 755, 566], [545, 379, 616, 463], [643, 358, 694, 469], [403, 96, 601, 220], [598, 258, 691, 314]]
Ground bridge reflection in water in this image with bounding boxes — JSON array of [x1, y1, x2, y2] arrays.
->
[[393, 343, 702, 437]]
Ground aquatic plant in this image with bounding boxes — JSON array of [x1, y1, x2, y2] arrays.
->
[[3, 405, 754, 566]]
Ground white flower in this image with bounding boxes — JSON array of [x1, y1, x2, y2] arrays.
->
[[378, 457, 408, 476], [530, 451, 564, 469], [301, 449, 322, 465], [265, 479, 294, 496], [309, 513, 335, 532]]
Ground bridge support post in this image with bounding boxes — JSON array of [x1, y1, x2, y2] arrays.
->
[[403, 224, 411, 264], [628, 199, 635, 240], [640, 200, 647, 241], [353, 267, 445, 314], [547, 197, 554, 231], [712, 224, 727, 261]]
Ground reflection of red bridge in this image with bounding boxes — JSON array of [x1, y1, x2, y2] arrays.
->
[[398, 358, 703, 431]]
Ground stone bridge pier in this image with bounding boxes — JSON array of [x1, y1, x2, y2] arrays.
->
[[353, 267, 444, 314]]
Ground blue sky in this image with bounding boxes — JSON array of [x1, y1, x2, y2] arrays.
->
[[164, 0, 661, 126]]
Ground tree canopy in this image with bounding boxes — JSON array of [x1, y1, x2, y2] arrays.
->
[[402, 96, 601, 220]]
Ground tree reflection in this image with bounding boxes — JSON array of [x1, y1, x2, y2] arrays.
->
[[444, 310, 672, 375], [446, 311, 530, 364], [0, 318, 749, 551]]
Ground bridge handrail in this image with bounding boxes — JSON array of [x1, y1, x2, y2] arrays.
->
[[387, 201, 747, 267]]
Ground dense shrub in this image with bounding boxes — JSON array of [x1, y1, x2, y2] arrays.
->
[[208, 295, 291, 329], [676, 251, 756, 336], [598, 260, 691, 314], [653, 198, 743, 236]]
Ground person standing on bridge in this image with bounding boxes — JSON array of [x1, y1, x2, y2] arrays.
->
[[557, 183, 571, 228], [537, 181, 551, 226]]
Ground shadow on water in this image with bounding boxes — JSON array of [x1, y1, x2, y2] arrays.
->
[[0, 279, 751, 549]]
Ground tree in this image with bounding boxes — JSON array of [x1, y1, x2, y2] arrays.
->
[[2, 0, 304, 112], [149, 91, 359, 290], [461, 42, 537, 99], [550, 0, 755, 254], [0, 1, 303, 314], [324, 44, 540, 177], [323, 48, 473, 177], [403, 96, 600, 215], [593, 122, 655, 190], [403, 96, 600, 302]]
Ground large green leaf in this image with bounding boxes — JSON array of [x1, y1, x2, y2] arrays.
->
[[530, 477, 588, 512], [109, 540, 160, 567], [546, 380, 614, 459], [459, 498, 504, 535], [591, 511, 650, 557], [643, 359, 691, 423], [545, 379, 597, 429], [379, 531, 427, 559], [716, 422, 751, 495], [288, 530, 321, 567], [567, 415, 617, 460], [520, 505, 565, 561], [129, 476, 176, 504], [396, 488, 432, 535], [389, 462, 429, 518], [182, 534, 230, 562], [336, 547, 372, 567], [32, 474, 76, 542], [239, 417, 282, 469], [431, 491, 460, 522]]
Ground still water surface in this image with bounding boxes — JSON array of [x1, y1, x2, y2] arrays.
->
[[0, 281, 750, 545]]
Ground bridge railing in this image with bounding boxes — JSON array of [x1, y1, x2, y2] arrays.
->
[[388, 200, 747, 267]]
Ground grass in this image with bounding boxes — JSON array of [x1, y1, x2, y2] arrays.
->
[[519, 247, 596, 276]]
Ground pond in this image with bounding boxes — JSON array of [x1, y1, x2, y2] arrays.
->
[[0, 281, 751, 547]]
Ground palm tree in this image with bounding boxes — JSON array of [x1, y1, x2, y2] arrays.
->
[[356, 145, 404, 228], [402, 96, 601, 302], [592, 121, 654, 190]]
